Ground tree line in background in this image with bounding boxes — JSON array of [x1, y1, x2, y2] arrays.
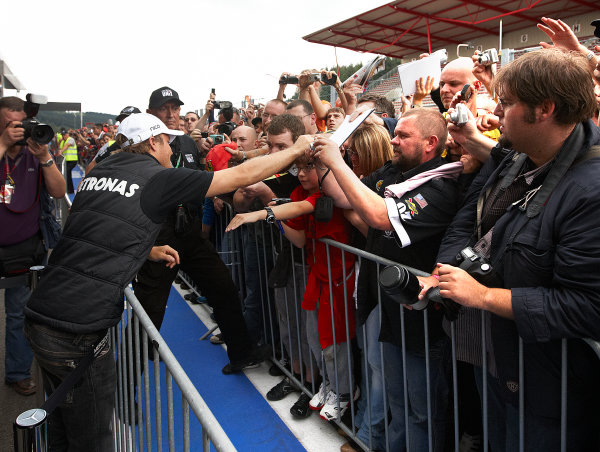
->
[[36, 111, 115, 132], [33, 56, 403, 130]]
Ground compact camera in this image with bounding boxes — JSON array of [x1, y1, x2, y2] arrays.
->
[[213, 100, 233, 110], [17, 94, 54, 145], [449, 103, 469, 125], [478, 48, 499, 66], [209, 134, 225, 145]]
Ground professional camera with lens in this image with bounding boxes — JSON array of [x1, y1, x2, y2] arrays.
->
[[217, 121, 237, 136], [213, 100, 233, 110], [379, 264, 461, 320], [379, 265, 427, 309], [449, 103, 469, 126], [17, 94, 54, 146], [478, 48, 499, 66]]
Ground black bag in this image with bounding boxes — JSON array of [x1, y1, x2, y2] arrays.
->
[[39, 182, 62, 249], [0, 234, 46, 276]]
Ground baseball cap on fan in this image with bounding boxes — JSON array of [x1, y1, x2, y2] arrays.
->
[[117, 113, 183, 148], [148, 86, 184, 109], [115, 106, 141, 123]]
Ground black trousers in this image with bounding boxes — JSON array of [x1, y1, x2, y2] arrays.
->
[[133, 219, 252, 363], [66, 160, 78, 194]]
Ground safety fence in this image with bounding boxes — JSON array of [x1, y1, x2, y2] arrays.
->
[[10, 191, 600, 451], [11, 280, 235, 452], [197, 200, 600, 452]]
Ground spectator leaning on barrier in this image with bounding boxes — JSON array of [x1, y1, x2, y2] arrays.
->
[[0, 96, 65, 397], [425, 48, 600, 451], [310, 108, 461, 452], [24, 112, 310, 450]]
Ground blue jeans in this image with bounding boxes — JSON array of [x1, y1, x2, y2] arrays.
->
[[4, 285, 33, 383], [242, 228, 268, 343], [25, 321, 115, 452], [354, 308, 386, 451], [383, 339, 449, 452]]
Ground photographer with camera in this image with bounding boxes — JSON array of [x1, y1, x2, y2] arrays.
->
[[424, 49, 600, 451], [310, 108, 462, 452], [1, 96, 65, 396]]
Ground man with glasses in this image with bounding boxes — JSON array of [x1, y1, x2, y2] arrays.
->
[[183, 111, 199, 135], [286, 99, 318, 135]]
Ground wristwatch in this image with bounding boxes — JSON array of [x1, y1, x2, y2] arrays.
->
[[40, 158, 54, 168], [240, 151, 247, 163], [264, 206, 276, 224]]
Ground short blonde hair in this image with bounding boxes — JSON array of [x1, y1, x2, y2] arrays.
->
[[352, 124, 393, 176]]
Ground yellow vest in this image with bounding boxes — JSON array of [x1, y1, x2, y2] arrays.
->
[[61, 138, 78, 161]]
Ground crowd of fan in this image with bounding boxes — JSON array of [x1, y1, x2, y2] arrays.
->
[[3, 15, 600, 452]]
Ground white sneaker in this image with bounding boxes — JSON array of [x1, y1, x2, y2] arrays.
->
[[309, 382, 329, 410], [319, 387, 360, 421]]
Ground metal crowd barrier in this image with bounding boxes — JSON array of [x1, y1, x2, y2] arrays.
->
[[14, 196, 600, 451], [13, 287, 236, 452], [220, 212, 600, 452]]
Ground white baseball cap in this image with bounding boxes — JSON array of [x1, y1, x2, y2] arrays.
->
[[117, 113, 183, 148]]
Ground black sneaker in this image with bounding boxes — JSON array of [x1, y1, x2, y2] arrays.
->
[[268, 358, 289, 376], [267, 378, 298, 401], [290, 392, 312, 418], [221, 344, 271, 375]]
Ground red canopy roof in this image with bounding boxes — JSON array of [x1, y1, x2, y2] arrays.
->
[[303, 1, 597, 58]]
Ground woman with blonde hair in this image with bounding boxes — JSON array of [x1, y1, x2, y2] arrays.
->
[[345, 123, 393, 178]]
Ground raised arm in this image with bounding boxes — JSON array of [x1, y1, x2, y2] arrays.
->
[[207, 135, 311, 198]]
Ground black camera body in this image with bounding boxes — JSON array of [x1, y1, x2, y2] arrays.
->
[[280, 75, 299, 85], [17, 94, 54, 145], [217, 121, 237, 136], [455, 247, 494, 285]]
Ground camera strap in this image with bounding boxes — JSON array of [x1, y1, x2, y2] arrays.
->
[[1, 153, 42, 213], [525, 123, 586, 218], [318, 168, 330, 191], [40, 331, 109, 415]]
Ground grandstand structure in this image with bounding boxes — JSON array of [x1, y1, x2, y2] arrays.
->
[[305, 1, 599, 114]]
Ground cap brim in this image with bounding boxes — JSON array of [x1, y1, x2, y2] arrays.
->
[[165, 128, 184, 143], [150, 97, 184, 109]]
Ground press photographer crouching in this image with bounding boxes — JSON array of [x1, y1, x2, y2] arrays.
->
[[0, 95, 65, 396]]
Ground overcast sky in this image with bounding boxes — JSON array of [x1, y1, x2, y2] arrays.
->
[[1, 0, 390, 114]]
